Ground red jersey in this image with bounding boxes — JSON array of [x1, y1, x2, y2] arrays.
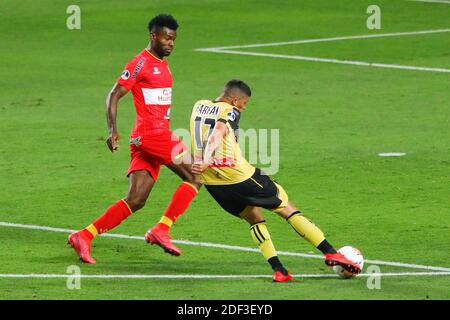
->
[[118, 49, 172, 137]]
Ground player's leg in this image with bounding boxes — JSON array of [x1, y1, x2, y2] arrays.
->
[[204, 181, 292, 282], [241, 206, 293, 283], [274, 198, 361, 274], [68, 170, 154, 263], [146, 150, 201, 256], [124, 170, 155, 211], [274, 201, 336, 254], [162, 152, 202, 226], [241, 169, 361, 274]]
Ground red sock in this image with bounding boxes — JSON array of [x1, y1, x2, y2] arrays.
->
[[159, 182, 198, 228], [91, 199, 133, 235]]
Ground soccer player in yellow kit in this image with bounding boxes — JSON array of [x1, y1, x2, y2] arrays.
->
[[191, 80, 361, 282]]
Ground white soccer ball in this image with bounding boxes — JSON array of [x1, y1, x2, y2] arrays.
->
[[333, 246, 364, 278]]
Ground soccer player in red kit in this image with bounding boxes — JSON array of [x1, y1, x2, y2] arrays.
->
[[68, 14, 200, 263]]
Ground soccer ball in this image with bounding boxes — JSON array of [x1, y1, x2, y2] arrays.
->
[[333, 246, 364, 278]]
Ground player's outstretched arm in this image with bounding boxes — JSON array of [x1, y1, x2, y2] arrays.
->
[[105, 83, 129, 152], [192, 121, 228, 174]]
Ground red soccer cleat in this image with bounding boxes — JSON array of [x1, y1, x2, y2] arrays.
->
[[145, 226, 181, 256], [272, 271, 294, 283], [67, 231, 96, 264], [324, 252, 361, 274]]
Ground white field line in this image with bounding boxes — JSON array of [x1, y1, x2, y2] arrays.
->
[[0, 272, 449, 280], [201, 49, 450, 73], [195, 29, 450, 73], [1, 221, 450, 272], [378, 152, 407, 157], [196, 29, 450, 50], [408, 0, 450, 4]]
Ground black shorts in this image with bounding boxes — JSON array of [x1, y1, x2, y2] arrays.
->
[[205, 168, 289, 217]]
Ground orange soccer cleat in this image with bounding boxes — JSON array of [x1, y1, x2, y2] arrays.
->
[[324, 252, 361, 274], [145, 225, 181, 256], [67, 231, 96, 264], [272, 271, 294, 283]]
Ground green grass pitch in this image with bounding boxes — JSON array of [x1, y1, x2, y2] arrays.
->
[[0, 0, 449, 299]]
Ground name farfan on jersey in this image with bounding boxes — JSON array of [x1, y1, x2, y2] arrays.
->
[[196, 104, 220, 115]]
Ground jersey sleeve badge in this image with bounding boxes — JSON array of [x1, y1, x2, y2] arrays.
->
[[121, 70, 130, 80]]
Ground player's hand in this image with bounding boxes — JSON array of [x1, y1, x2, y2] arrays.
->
[[192, 161, 210, 175], [106, 131, 120, 153]]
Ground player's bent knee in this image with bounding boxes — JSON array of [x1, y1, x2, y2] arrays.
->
[[125, 196, 147, 212], [182, 171, 196, 184], [182, 174, 202, 191], [241, 207, 264, 225]]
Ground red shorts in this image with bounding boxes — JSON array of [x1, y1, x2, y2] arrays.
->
[[127, 131, 188, 181]]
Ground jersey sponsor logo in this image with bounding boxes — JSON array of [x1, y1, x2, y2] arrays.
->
[[131, 57, 146, 80], [209, 157, 236, 168], [121, 70, 130, 80], [153, 67, 161, 75], [142, 87, 172, 105], [194, 157, 236, 168]]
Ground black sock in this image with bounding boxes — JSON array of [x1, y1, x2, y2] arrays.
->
[[268, 256, 289, 275], [317, 239, 337, 254]]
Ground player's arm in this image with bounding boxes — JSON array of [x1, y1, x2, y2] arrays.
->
[[192, 121, 228, 175], [105, 83, 129, 152]]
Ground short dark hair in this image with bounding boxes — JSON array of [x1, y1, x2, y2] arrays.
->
[[223, 79, 252, 97], [148, 14, 179, 32]]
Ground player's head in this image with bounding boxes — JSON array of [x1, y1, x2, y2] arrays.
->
[[148, 14, 178, 57], [221, 80, 252, 110]]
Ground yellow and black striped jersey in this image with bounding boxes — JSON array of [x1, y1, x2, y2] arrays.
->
[[190, 100, 255, 185]]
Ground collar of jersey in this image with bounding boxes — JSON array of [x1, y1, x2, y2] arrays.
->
[[212, 100, 239, 113], [145, 49, 165, 63]]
